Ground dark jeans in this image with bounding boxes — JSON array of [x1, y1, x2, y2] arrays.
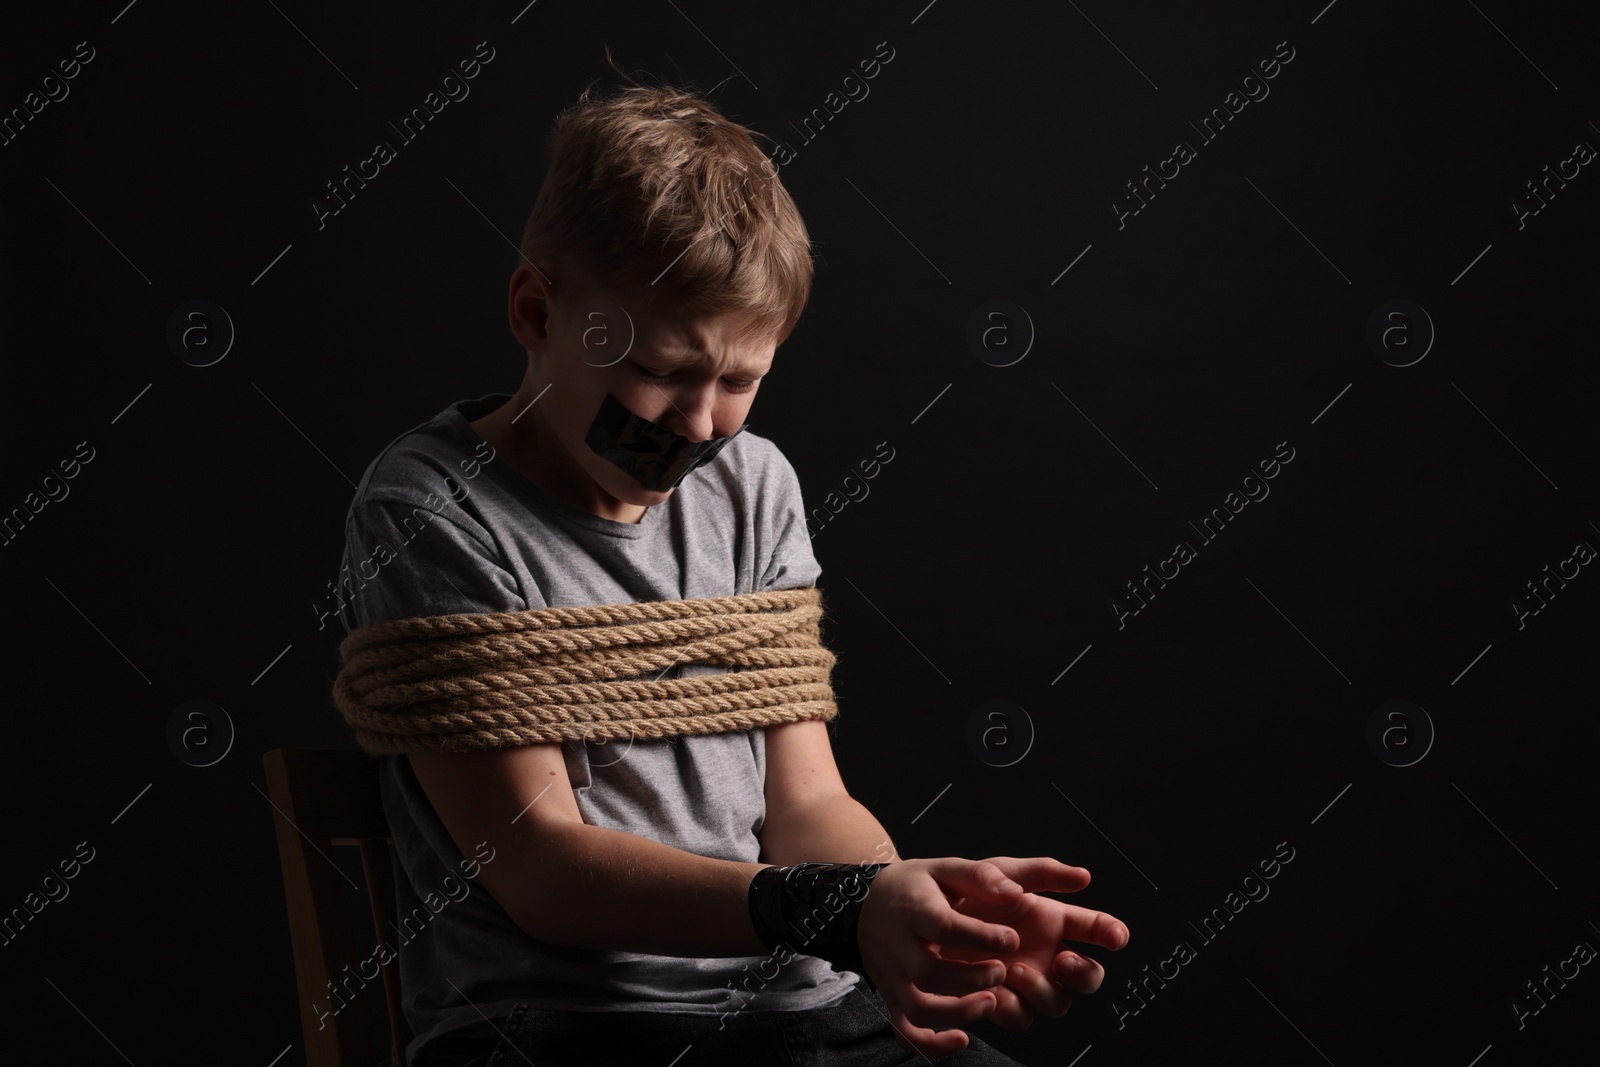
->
[[424, 985, 1028, 1066]]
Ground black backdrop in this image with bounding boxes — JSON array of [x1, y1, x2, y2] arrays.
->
[[3, 2, 1596, 1065]]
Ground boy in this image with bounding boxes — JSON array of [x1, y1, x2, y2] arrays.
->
[[332, 69, 1126, 1066]]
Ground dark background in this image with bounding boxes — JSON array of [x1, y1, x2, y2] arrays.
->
[[3, 2, 1596, 1064]]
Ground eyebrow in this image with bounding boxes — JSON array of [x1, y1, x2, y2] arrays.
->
[[655, 347, 771, 376]]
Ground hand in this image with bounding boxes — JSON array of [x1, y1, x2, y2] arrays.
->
[[856, 858, 1028, 1058], [936, 858, 1130, 1032]]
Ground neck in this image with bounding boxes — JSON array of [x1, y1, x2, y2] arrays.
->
[[473, 388, 648, 524]]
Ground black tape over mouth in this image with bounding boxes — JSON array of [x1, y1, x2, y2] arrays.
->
[[584, 391, 747, 491]]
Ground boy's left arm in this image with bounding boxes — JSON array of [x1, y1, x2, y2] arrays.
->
[[757, 720, 901, 867], [759, 721, 1121, 1034]]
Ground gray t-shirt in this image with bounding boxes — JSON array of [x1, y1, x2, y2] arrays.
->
[[332, 393, 856, 1061]]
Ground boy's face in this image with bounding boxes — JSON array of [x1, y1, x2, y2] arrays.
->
[[508, 261, 776, 520]]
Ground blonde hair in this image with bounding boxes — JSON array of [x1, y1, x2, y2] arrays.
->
[[519, 52, 814, 345]]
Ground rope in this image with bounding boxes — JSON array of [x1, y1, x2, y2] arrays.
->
[[332, 586, 839, 754]]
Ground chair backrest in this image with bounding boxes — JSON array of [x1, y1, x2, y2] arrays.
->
[[264, 747, 412, 1067]]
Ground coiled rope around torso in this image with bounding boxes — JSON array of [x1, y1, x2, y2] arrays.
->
[[332, 586, 839, 754]]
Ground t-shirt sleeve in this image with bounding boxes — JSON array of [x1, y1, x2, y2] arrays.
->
[[335, 495, 528, 635], [758, 447, 823, 593]]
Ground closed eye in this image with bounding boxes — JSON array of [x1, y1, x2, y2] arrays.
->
[[631, 361, 758, 393]]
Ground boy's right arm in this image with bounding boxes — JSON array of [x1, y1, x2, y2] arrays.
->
[[409, 744, 1061, 1062], [409, 745, 773, 958], [340, 499, 771, 958]]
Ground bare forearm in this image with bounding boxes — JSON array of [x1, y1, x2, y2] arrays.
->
[[505, 820, 771, 958], [758, 793, 901, 867]]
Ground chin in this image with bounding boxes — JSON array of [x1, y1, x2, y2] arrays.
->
[[633, 483, 675, 500], [614, 475, 674, 501]]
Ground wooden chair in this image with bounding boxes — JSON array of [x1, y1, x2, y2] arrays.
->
[[264, 747, 413, 1067]]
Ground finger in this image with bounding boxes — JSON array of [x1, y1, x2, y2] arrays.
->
[[888, 932, 1005, 998], [897, 1026, 969, 1059], [914, 908, 1019, 957], [1006, 963, 1074, 1018], [984, 981, 1037, 1032], [1052, 949, 1106, 995], [926, 857, 1031, 902], [888, 1002, 974, 1059], [898, 984, 997, 1031], [1055, 903, 1132, 950], [906, 862, 1023, 953], [883, 991, 966, 1062], [912, 955, 1010, 998], [977, 857, 1093, 894], [907, 880, 1020, 956]]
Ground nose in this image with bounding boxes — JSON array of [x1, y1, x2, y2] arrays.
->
[[659, 384, 716, 442]]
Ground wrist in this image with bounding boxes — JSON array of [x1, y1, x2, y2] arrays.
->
[[746, 862, 890, 989]]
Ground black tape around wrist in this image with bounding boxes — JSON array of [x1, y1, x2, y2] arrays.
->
[[747, 862, 890, 990]]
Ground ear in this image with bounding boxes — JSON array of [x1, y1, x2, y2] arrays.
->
[[508, 263, 554, 354]]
